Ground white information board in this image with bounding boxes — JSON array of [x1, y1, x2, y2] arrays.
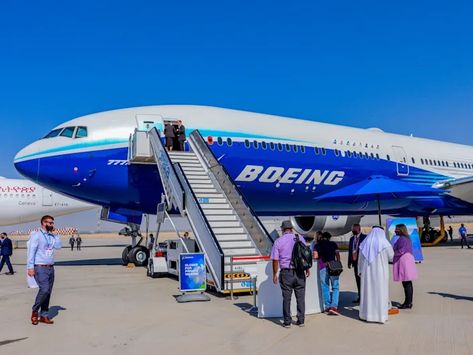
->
[[256, 261, 323, 318]]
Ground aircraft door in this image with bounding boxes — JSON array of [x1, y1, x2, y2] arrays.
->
[[135, 114, 163, 131], [42, 188, 53, 206], [391, 145, 409, 176]]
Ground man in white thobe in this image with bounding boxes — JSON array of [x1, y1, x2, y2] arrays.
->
[[358, 226, 394, 323]]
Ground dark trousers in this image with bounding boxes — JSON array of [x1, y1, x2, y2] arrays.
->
[[402, 281, 413, 305], [461, 236, 470, 248], [279, 269, 306, 324], [33, 266, 55, 316], [353, 262, 361, 298], [76, 243, 81, 251], [0, 255, 14, 273], [178, 140, 185, 151], [70, 244, 74, 251]]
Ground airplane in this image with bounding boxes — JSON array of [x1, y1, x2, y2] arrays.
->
[[0, 177, 96, 226], [13, 105, 473, 267]]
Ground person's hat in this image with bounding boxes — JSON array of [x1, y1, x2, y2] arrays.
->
[[280, 220, 293, 230]]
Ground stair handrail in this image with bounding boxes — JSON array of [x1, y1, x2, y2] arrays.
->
[[188, 130, 274, 255], [148, 128, 185, 214]]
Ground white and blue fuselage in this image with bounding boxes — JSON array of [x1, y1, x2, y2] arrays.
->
[[14, 105, 473, 222]]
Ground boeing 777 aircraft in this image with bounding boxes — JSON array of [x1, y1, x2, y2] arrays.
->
[[0, 177, 96, 226], [12, 106, 473, 280]]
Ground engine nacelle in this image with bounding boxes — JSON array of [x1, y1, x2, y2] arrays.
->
[[291, 215, 363, 237]]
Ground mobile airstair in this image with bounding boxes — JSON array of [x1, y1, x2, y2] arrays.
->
[[129, 127, 274, 293]]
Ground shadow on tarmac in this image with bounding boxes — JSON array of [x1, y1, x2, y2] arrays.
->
[[54, 258, 123, 266], [49, 306, 67, 319], [428, 291, 473, 302]]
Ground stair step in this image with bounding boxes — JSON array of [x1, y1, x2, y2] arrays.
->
[[223, 248, 258, 256], [202, 209, 234, 215], [198, 197, 227, 204], [215, 233, 249, 241], [201, 203, 231, 209], [206, 215, 238, 221], [190, 183, 215, 189], [181, 167, 205, 172], [187, 176, 212, 182], [169, 152, 196, 157], [193, 188, 219, 193], [213, 227, 245, 234], [209, 221, 241, 228], [195, 193, 224, 198], [220, 241, 254, 248], [179, 162, 203, 168]]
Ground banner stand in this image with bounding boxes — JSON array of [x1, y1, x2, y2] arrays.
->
[[176, 253, 210, 303]]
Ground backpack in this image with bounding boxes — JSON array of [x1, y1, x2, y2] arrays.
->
[[291, 237, 313, 273]]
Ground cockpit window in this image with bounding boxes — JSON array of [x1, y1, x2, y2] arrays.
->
[[60, 127, 75, 138], [75, 126, 88, 138], [43, 128, 63, 139]]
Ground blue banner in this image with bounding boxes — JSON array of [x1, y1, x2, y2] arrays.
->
[[386, 217, 424, 262], [179, 253, 206, 292]]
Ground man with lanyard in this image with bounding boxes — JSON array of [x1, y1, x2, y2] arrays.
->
[[347, 224, 367, 303], [27, 215, 62, 325], [459, 224, 471, 249], [271, 220, 309, 328]]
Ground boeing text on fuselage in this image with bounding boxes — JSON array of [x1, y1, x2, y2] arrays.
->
[[235, 165, 345, 186]]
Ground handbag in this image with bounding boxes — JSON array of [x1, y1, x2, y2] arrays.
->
[[327, 260, 343, 276]]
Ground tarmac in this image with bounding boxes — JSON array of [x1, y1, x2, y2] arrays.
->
[[1, 235, 472, 355]]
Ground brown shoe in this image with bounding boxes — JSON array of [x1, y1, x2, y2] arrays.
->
[[31, 311, 39, 325], [39, 316, 54, 324], [388, 307, 400, 315]]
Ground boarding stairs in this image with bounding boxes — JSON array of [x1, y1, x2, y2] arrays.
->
[[133, 128, 273, 293]]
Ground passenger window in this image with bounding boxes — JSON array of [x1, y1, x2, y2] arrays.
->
[[421, 158, 424, 165], [346, 151, 352, 158], [293, 145, 298, 153], [253, 140, 259, 149], [277, 143, 283, 151], [60, 126, 75, 138], [334, 149, 339, 157], [44, 128, 63, 138], [269, 142, 275, 150], [365, 152, 369, 159], [376, 153, 379, 160], [244, 140, 250, 148], [226, 138, 232, 146], [75, 126, 88, 138], [359, 152, 364, 159], [217, 137, 223, 145], [386, 154, 391, 161], [445, 161, 449, 167], [314, 147, 320, 155], [429, 159, 433, 165], [370, 153, 375, 159], [285, 144, 291, 152], [261, 141, 267, 150], [321, 148, 326, 155], [411, 157, 415, 164], [433, 160, 437, 166]]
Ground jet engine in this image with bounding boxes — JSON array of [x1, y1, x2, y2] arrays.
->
[[291, 215, 363, 237]]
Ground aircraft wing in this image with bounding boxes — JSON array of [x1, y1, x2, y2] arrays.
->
[[434, 176, 473, 204]]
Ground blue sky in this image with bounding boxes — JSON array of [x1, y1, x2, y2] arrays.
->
[[1, 0, 473, 178]]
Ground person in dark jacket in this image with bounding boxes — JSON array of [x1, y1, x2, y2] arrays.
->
[[164, 123, 176, 152], [347, 224, 367, 303], [0, 233, 14, 274], [76, 234, 82, 251], [176, 120, 186, 151], [69, 235, 76, 251]]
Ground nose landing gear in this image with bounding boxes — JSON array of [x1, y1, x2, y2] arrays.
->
[[119, 224, 150, 266]]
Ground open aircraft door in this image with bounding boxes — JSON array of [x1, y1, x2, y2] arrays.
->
[[392, 145, 409, 176], [135, 114, 163, 131], [42, 188, 53, 206]]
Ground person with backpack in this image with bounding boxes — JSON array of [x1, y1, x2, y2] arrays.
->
[[314, 231, 341, 315], [271, 220, 311, 328]]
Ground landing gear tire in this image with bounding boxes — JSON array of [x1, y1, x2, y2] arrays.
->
[[122, 246, 132, 265], [129, 246, 149, 267]]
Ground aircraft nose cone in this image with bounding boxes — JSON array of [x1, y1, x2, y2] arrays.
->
[[14, 145, 40, 181]]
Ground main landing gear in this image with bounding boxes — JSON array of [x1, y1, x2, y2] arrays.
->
[[119, 224, 149, 267]]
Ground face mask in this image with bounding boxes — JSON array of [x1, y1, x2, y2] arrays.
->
[[45, 225, 54, 232]]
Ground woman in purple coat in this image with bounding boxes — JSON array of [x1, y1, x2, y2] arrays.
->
[[393, 224, 418, 309]]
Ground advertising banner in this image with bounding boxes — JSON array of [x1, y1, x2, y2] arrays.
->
[[386, 217, 424, 261], [179, 253, 206, 292]]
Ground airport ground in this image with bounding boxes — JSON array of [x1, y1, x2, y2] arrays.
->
[[1, 234, 472, 355]]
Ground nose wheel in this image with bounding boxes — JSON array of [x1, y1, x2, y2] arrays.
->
[[119, 224, 150, 266]]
